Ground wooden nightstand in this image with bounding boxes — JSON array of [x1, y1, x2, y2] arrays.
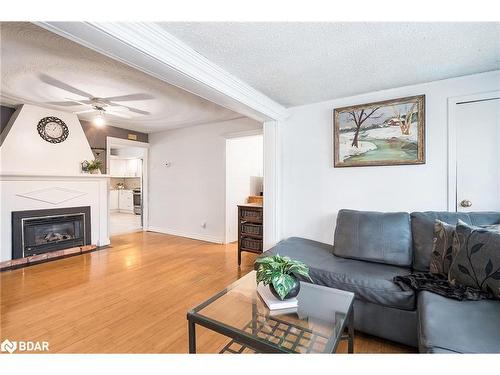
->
[[237, 203, 263, 266]]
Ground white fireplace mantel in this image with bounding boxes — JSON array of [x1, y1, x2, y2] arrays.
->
[[0, 173, 110, 261]]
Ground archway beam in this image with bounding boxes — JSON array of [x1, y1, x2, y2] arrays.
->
[[36, 22, 289, 123]]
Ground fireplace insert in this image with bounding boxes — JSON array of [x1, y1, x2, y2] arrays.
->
[[12, 206, 91, 259]]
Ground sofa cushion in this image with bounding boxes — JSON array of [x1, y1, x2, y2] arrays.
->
[[263, 237, 415, 310], [333, 209, 412, 267], [418, 291, 500, 353], [411, 212, 500, 272]]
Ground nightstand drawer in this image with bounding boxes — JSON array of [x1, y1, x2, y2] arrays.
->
[[241, 222, 263, 236], [241, 237, 263, 252], [240, 208, 263, 222]]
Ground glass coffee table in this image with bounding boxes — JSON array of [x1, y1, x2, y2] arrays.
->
[[187, 271, 355, 354]]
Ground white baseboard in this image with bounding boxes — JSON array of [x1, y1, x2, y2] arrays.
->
[[147, 226, 224, 244]]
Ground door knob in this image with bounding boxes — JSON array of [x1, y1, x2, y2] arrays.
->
[[460, 199, 472, 208]]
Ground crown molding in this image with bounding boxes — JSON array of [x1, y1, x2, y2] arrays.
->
[[35, 22, 289, 122]]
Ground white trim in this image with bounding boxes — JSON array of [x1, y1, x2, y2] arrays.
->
[[0, 173, 111, 179], [447, 90, 500, 211], [36, 22, 289, 123], [224, 137, 231, 244], [106, 136, 150, 235], [223, 128, 263, 139], [147, 226, 224, 244], [105, 137, 149, 149], [263, 120, 282, 249]]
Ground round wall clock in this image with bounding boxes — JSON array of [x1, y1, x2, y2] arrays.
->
[[37, 116, 69, 144]]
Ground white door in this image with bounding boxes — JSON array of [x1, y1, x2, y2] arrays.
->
[[456, 98, 500, 212]]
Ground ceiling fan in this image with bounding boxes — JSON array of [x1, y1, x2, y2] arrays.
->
[[39, 73, 154, 124], [69, 97, 133, 120]]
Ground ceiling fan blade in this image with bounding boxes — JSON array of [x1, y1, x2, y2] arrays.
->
[[102, 93, 154, 102], [39, 74, 94, 98], [65, 98, 93, 107], [108, 102, 150, 115], [106, 110, 132, 119], [104, 105, 129, 112], [45, 100, 82, 106], [74, 109, 96, 114], [122, 106, 150, 115]]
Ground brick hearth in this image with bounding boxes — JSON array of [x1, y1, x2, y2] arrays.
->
[[0, 244, 97, 271]]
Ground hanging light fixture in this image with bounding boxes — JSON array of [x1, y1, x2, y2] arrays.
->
[[93, 110, 106, 127]]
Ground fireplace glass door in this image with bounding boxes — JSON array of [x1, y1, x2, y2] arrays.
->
[[23, 214, 85, 256]]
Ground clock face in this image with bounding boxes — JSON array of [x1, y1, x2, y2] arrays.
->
[[37, 117, 69, 143], [45, 122, 64, 138]]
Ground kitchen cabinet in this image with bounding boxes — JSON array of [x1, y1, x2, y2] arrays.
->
[[110, 190, 119, 211], [109, 158, 142, 177], [109, 189, 134, 213], [126, 159, 141, 177], [109, 159, 126, 177], [118, 190, 134, 212], [136, 160, 142, 177]]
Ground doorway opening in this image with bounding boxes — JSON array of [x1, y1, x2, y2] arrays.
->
[[106, 137, 149, 236], [225, 134, 264, 244]]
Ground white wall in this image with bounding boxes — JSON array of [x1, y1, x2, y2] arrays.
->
[[1, 104, 95, 175], [226, 135, 263, 243], [282, 71, 500, 245], [148, 117, 262, 243]]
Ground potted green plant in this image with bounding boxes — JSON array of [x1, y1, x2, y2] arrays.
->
[[86, 159, 102, 174], [255, 254, 312, 300]]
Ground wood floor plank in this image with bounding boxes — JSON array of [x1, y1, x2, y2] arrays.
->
[[0, 231, 415, 353]]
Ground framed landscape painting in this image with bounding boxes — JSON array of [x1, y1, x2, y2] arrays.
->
[[334, 95, 425, 167]]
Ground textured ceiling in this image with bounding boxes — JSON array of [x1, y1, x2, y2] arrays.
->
[[0, 22, 242, 133], [160, 22, 500, 107]]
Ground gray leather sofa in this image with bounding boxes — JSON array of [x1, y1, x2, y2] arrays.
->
[[262, 209, 500, 353]]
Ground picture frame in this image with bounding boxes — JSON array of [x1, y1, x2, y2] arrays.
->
[[333, 95, 425, 167]]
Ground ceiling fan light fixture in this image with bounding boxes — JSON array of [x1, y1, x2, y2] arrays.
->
[[93, 111, 106, 127]]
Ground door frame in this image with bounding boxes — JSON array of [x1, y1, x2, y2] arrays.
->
[[447, 90, 500, 211], [106, 136, 150, 232]]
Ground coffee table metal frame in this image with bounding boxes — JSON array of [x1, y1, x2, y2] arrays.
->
[[187, 280, 354, 354]]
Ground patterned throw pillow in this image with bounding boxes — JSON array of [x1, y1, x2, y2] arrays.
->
[[448, 220, 500, 299], [430, 220, 459, 275]]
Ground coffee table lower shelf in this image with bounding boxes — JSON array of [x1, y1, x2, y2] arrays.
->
[[187, 308, 354, 354]]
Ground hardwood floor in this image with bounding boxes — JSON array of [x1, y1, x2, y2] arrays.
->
[[0, 231, 415, 353]]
